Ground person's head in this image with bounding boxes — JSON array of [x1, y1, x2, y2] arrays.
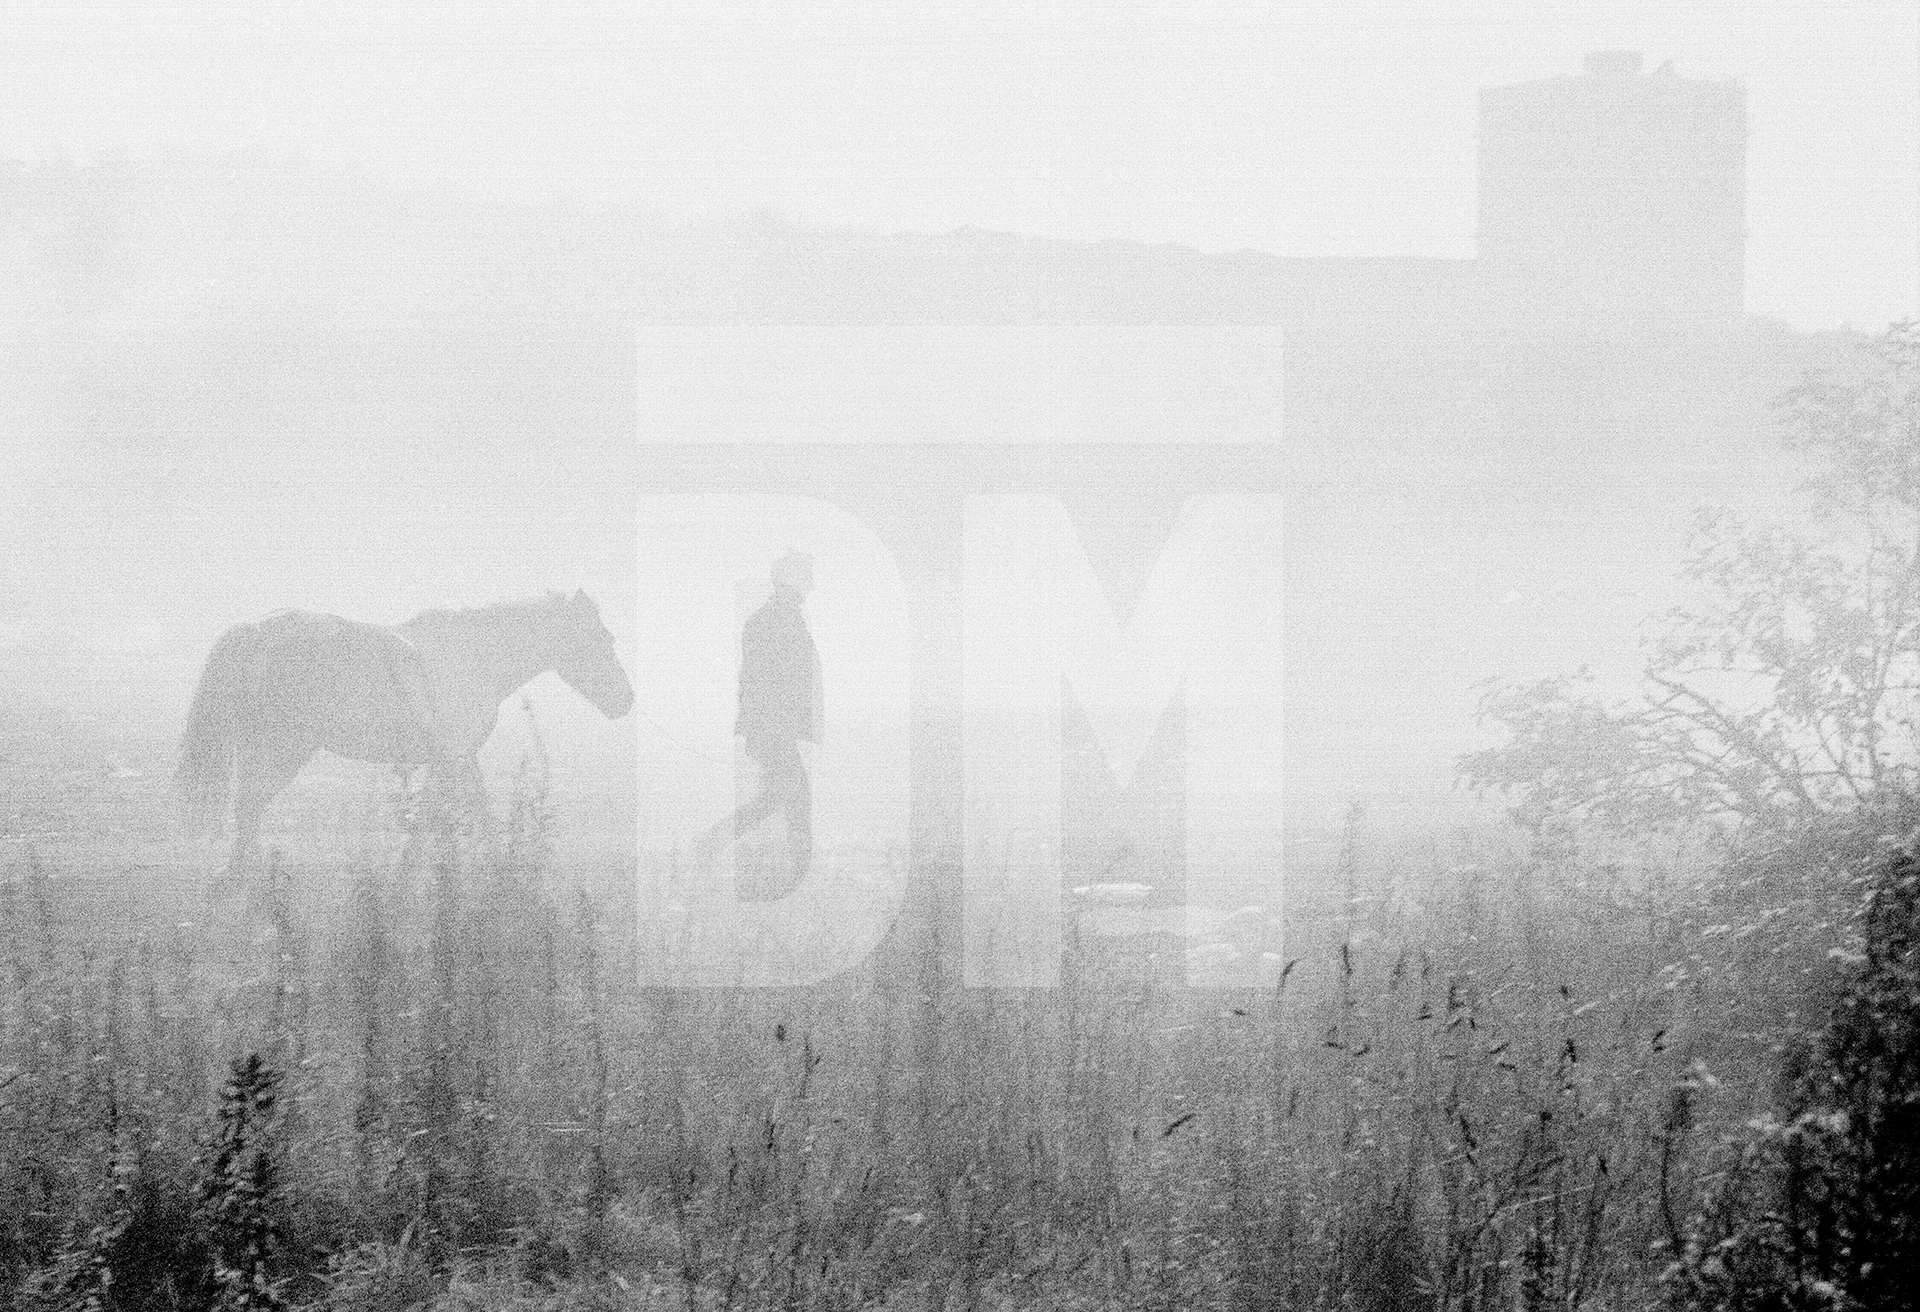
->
[[771, 551, 815, 598]]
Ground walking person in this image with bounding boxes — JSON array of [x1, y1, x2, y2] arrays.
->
[[695, 552, 822, 888]]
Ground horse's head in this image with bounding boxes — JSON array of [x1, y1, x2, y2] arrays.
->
[[550, 590, 635, 719]]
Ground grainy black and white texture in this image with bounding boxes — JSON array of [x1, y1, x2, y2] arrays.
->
[[1, 7, 1916, 1309]]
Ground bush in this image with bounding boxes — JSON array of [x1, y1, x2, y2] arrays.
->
[[1666, 845, 1920, 1311], [197, 1055, 288, 1312]]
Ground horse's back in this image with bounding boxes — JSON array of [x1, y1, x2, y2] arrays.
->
[[245, 610, 434, 763]]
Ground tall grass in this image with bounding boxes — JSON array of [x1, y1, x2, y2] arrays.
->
[[0, 775, 1869, 1311]]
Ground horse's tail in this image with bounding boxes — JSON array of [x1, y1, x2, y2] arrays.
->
[[174, 624, 258, 830]]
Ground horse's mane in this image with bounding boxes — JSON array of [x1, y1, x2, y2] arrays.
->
[[403, 591, 572, 633]]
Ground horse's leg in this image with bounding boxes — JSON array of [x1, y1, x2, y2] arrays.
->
[[396, 762, 434, 873], [228, 741, 313, 882]]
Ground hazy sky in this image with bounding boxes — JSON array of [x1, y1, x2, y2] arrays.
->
[[1, 0, 1914, 329]]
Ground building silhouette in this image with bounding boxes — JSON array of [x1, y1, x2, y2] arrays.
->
[[0, 51, 1830, 489], [1479, 51, 1748, 324]]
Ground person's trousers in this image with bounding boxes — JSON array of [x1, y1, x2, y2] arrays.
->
[[735, 735, 811, 877]]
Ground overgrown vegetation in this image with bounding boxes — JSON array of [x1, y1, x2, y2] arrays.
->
[[6, 766, 1890, 1311], [1464, 322, 1920, 839], [1664, 846, 1920, 1312]]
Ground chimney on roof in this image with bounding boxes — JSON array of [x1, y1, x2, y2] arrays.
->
[[1583, 51, 1644, 77]]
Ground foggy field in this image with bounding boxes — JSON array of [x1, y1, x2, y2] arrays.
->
[[0, 733, 1846, 1311], [3, 31, 1916, 1303]]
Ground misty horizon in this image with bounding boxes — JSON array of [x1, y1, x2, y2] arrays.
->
[[5, 6, 1920, 1306], [1, 0, 1913, 332]]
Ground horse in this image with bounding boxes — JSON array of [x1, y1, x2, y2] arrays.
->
[[174, 590, 634, 873]]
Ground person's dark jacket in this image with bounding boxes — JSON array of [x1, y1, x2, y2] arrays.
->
[[735, 589, 822, 744]]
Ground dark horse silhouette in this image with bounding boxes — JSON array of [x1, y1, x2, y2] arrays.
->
[[175, 590, 634, 873]]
